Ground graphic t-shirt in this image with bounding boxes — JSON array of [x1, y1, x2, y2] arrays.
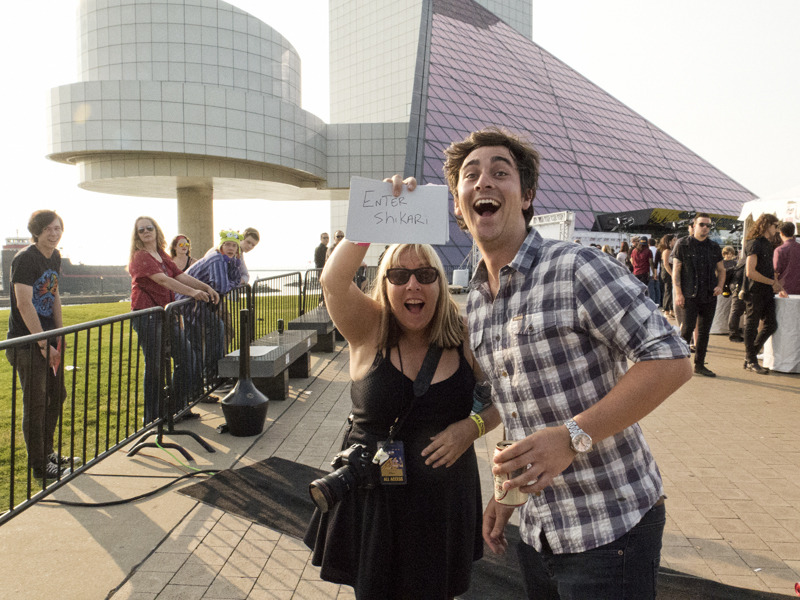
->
[[7, 245, 61, 339]]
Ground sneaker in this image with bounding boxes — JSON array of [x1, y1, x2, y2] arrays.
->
[[215, 380, 235, 393], [694, 364, 716, 377], [32, 462, 72, 480], [743, 361, 769, 375], [48, 452, 82, 468], [728, 335, 744, 343], [174, 409, 201, 423]]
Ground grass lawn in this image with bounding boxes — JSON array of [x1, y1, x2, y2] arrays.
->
[[0, 301, 135, 510], [0, 294, 301, 512]]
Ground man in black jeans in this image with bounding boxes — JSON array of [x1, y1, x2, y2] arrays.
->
[[314, 232, 329, 269], [672, 213, 725, 377], [743, 214, 786, 374], [725, 250, 747, 342], [6, 210, 79, 482]]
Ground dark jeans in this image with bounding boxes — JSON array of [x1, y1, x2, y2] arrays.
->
[[186, 303, 226, 383], [744, 291, 778, 363], [680, 297, 716, 366], [131, 313, 195, 423], [517, 501, 666, 600], [647, 277, 662, 306], [635, 273, 650, 295], [660, 275, 673, 312], [728, 296, 745, 336], [6, 344, 67, 471]]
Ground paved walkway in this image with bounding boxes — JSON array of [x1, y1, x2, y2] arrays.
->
[[0, 305, 798, 599]]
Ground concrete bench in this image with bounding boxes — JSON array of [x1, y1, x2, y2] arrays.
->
[[217, 329, 317, 400], [288, 306, 336, 352]]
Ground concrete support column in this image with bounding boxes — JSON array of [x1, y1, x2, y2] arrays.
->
[[177, 186, 214, 256]]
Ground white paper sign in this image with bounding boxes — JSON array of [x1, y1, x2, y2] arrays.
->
[[345, 177, 450, 244]]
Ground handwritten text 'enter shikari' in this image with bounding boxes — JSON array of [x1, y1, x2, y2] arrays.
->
[[362, 192, 429, 226]]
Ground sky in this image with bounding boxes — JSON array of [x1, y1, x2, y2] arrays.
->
[[1, 0, 797, 269]]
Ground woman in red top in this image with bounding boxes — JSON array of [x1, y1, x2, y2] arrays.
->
[[128, 216, 219, 423], [630, 239, 654, 293]]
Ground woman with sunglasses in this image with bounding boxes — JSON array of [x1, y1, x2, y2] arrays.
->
[[169, 234, 196, 272], [305, 235, 500, 599], [128, 217, 219, 422]]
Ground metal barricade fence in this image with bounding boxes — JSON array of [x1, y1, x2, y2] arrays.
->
[[301, 269, 323, 314], [252, 273, 303, 338], [0, 307, 161, 524], [0, 282, 296, 524], [222, 285, 252, 354], [161, 285, 251, 420]]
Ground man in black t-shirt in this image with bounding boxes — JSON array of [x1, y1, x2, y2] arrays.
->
[[5, 210, 75, 482], [672, 213, 725, 377], [314, 232, 329, 269], [742, 214, 786, 374]]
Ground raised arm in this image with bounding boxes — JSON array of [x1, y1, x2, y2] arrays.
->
[[320, 240, 382, 348]]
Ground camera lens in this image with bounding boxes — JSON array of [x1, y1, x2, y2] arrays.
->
[[309, 466, 357, 513]]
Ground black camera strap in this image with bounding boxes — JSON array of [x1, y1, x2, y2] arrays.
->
[[373, 343, 443, 464]]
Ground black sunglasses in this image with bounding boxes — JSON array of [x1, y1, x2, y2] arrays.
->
[[137, 225, 155, 233], [696, 222, 712, 228], [386, 267, 439, 285]]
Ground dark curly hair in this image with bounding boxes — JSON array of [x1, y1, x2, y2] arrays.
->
[[747, 213, 779, 241], [443, 128, 541, 231]]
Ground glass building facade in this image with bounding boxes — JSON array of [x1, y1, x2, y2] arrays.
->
[[403, 0, 755, 268]]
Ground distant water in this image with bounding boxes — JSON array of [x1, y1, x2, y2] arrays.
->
[[249, 268, 309, 278]]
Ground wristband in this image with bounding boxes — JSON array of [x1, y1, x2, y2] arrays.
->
[[469, 413, 486, 437], [355, 242, 370, 248]]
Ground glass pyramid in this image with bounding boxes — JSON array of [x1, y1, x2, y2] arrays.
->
[[405, 0, 755, 268]]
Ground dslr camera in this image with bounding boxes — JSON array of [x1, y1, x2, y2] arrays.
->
[[309, 444, 379, 513]]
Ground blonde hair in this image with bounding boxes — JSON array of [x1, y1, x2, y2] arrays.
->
[[128, 216, 167, 265], [372, 244, 464, 350]]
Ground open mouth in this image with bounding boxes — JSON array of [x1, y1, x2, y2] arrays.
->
[[474, 198, 500, 216], [405, 299, 424, 314]]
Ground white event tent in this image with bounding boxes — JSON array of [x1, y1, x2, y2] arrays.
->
[[738, 185, 800, 240]]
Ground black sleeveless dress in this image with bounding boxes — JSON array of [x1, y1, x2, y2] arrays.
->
[[304, 346, 483, 599]]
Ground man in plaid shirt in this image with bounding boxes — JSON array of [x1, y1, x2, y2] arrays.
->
[[389, 128, 691, 598]]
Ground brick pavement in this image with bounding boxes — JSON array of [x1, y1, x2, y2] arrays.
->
[[1, 306, 798, 599]]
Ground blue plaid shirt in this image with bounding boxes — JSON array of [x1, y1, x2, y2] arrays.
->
[[184, 252, 241, 295], [468, 228, 689, 553]]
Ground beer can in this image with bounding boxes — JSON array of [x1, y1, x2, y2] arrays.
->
[[494, 441, 528, 506]]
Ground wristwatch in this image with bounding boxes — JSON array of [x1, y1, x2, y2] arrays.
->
[[565, 419, 592, 454]]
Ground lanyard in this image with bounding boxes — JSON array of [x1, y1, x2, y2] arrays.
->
[[372, 343, 443, 465]]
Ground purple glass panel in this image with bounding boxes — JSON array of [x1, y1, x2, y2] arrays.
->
[[414, 0, 754, 266]]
